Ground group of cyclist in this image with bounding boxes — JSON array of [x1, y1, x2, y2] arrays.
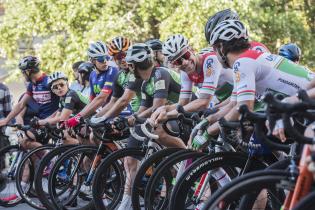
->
[[0, 8, 313, 210]]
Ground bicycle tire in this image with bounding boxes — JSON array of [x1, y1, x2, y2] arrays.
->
[[131, 147, 183, 210], [34, 144, 77, 210], [203, 170, 290, 210], [92, 147, 145, 210], [49, 145, 100, 210], [16, 144, 55, 209], [169, 152, 267, 210], [144, 149, 206, 210], [0, 144, 25, 207]]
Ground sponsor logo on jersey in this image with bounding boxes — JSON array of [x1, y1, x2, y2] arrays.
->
[[155, 80, 166, 90], [206, 67, 213, 77], [277, 78, 301, 90], [233, 62, 240, 72], [235, 71, 241, 83], [65, 97, 72, 104]]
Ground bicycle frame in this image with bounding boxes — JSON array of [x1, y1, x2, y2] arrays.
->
[[282, 144, 313, 209]]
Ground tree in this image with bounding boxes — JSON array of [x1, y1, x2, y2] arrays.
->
[[0, 0, 314, 81]]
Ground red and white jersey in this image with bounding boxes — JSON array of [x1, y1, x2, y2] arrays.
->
[[179, 41, 269, 102], [231, 49, 313, 103], [180, 52, 233, 102]]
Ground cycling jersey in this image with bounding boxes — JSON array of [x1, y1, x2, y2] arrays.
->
[[89, 66, 118, 100], [59, 90, 89, 115], [26, 73, 59, 119], [112, 70, 142, 112], [231, 50, 313, 110], [141, 67, 181, 107], [179, 41, 269, 104], [180, 52, 233, 103], [18, 93, 39, 125]]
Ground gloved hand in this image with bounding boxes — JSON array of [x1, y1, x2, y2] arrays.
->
[[30, 117, 40, 128], [191, 119, 210, 140], [65, 114, 82, 128], [111, 116, 129, 131], [192, 130, 210, 150]]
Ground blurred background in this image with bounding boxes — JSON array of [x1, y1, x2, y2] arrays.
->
[[0, 0, 314, 102]]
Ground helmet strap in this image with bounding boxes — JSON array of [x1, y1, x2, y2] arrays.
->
[[217, 43, 230, 68]]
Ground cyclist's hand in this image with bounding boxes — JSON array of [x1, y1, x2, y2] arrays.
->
[[150, 106, 167, 126], [111, 116, 129, 132], [272, 119, 286, 142], [65, 114, 82, 128]]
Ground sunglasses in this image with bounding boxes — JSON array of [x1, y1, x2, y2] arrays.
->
[[171, 51, 192, 66], [51, 82, 66, 90], [96, 55, 111, 63], [114, 52, 126, 60]]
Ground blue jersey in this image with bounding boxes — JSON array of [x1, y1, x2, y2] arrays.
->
[[89, 66, 118, 100], [26, 74, 59, 119]]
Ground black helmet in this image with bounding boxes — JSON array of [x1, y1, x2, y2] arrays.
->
[[145, 39, 163, 51], [78, 62, 94, 82], [18, 56, 40, 73], [204, 9, 239, 43], [278, 43, 301, 62]]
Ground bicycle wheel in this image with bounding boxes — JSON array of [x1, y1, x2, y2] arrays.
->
[[16, 144, 55, 209], [131, 147, 183, 210], [144, 149, 206, 210], [49, 145, 101, 210], [34, 144, 77, 210], [203, 170, 290, 210], [92, 147, 145, 210], [169, 152, 267, 210], [0, 144, 25, 207]]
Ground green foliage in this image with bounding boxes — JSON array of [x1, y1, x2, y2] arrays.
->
[[0, 0, 314, 81]]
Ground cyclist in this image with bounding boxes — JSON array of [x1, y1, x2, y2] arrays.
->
[[154, 34, 233, 118], [65, 41, 119, 128], [34, 71, 89, 144], [191, 19, 313, 150], [92, 36, 141, 120], [205, 9, 269, 53], [278, 43, 301, 64], [145, 39, 164, 66], [116, 43, 186, 210], [0, 56, 59, 149], [77, 62, 93, 98], [0, 56, 59, 203]]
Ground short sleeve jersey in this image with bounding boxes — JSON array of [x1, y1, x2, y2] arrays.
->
[[89, 66, 119, 100], [231, 50, 313, 110], [26, 74, 59, 119], [141, 67, 181, 108], [59, 90, 89, 115], [112, 70, 143, 112], [180, 52, 233, 102]]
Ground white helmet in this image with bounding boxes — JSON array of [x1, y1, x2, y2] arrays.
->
[[198, 47, 214, 55], [209, 20, 248, 46], [87, 41, 109, 59], [125, 43, 153, 63], [48, 71, 68, 86], [162, 34, 189, 61]]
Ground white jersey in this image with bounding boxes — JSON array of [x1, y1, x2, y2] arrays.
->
[[231, 50, 313, 104], [180, 52, 233, 102]]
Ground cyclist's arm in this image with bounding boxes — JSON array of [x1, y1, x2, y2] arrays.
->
[[39, 111, 62, 125], [103, 89, 136, 118], [79, 91, 109, 118], [2, 93, 31, 124], [206, 100, 254, 136], [95, 96, 118, 117], [15, 107, 27, 125], [138, 98, 167, 118]]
